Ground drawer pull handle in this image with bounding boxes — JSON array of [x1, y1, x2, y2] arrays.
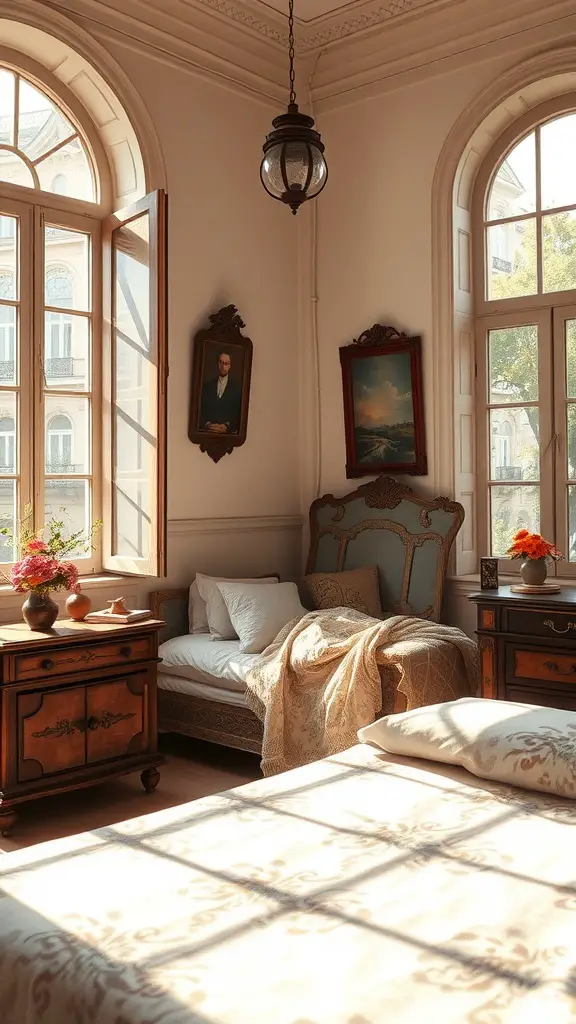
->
[[40, 658, 54, 671], [85, 710, 136, 732], [120, 646, 132, 658], [543, 619, 576, 634], [543, 660, 576, 675]]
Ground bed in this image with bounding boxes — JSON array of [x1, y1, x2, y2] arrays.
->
[[151, 475, 466, 753], [2, 740, 576, 1023]]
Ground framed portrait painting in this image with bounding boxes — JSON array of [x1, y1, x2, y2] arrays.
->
[[188, 305, 252, 463], [340, 324, 427, 478]]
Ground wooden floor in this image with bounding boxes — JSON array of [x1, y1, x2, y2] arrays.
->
[[0, 734, 262, 855]]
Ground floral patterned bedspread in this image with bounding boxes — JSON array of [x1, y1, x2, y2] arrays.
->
[[1, 744, 576, 1024]]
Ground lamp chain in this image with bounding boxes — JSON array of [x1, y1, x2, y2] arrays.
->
[[288, 0, 296, 106]]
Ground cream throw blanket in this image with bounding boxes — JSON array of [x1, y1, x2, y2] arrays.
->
[[246, 607, 479, 776]]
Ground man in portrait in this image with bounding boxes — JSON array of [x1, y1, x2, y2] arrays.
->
[[199, 350, 242, 434]]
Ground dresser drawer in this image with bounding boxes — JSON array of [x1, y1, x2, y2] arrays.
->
[[13, 635, 154, 682], [506, 683, 576, 712], [510, 647, 576, 686], [506, 608, 576, 639]]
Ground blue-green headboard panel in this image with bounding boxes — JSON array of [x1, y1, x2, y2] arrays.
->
[[306, 476, 464, 621]]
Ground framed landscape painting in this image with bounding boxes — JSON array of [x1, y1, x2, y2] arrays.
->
[[340, 324, 427, 478]]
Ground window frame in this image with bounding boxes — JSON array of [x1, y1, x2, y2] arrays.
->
[[474, 96, 576, 574]]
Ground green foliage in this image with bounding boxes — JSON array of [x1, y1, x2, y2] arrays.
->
[[0, 504, 102, 559]]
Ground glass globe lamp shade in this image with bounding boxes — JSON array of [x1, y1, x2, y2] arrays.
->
[[261, 103, 327, 214]]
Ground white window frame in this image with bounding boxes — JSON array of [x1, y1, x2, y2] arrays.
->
[[473, 99, 576, 575]]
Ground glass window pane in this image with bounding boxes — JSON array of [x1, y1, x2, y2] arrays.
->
[[542, 211, 576, 294], [490, 408, 539, 481], [541, 114, 576, 211], [114, 478, 150, 560], [566, 319, 576, 399], [36, 137, 95, 202], [0, 69, 15, 146], [567, 405, 576, 480], [44, 479, 90, 558], [18, 78, 74, 159], [44, 312, 89, 390], [0, 305, 17, 385], [0, 481, 17, 563], [112, 211, 155, 557], [0, 392, 17, 474], [487, 132, 536, 220], [488, 324, 538, 403], [487, 218, 537, 299], [490, 485, 540, 556], [0, 151, 34, 189], [45, 227, 90, 311], [0, 215, 17, 298], [45, 395, 90, 474]]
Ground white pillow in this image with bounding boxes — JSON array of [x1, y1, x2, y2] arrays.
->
[[195, 573, 278, 640], [358, 697, 576, 799], [188, 579, 209, 634], [217, 580, 305, 654]]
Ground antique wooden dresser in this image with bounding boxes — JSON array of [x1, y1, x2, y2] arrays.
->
[[0, 618, 163, 835], [470, 586, 576, 710]]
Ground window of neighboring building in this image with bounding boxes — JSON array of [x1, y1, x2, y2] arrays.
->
[[476, 110, 576, 569], [0, 65, 167, 576]]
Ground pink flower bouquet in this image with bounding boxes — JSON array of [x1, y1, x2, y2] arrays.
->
[[0, 507, 101, 594]]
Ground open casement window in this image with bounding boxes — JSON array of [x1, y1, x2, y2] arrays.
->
[[474, 107, 576, 574], [103, 191, 167, 577]]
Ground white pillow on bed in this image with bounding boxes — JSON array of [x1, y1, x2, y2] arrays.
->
[[358, 696, 576, 799], [188, 579, 209, 634], [217, 581, 305, 654], [196, 573, 278, 640]]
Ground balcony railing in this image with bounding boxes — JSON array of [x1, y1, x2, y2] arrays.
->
[[493, 466, 523, 481], [45, 357, 74, 377], [0, 360, 14, 380], [46, 462, 78, 475], [492, 256, 513, 273]]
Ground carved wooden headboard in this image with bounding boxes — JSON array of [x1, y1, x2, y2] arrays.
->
[[306, 476, 464, 622]]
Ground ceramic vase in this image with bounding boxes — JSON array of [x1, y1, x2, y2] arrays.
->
[[22, 591, 59, 631], [66, 591, 92, 621], [520, 557, 548, 586]]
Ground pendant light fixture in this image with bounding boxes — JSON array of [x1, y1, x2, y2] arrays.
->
[[260, 0, 327, 215]]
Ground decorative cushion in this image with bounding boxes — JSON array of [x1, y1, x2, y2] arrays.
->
[[304, 566, 382, 618], [195, 573, 278, 640], [358, 696, 576, 799], [188, 579, 209, 634], [217, 581, 306, 654]]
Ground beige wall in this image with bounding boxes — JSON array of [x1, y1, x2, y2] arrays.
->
[[91, 37, 304, 590], [311, 14, 576, 630]]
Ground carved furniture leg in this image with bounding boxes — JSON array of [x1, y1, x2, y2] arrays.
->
[[0, 809, 16, 836], [141, 767, 160, 794]]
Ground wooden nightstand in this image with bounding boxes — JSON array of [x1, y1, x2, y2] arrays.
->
[[0, 618, 164, 835], [470, 586, 576, 710]]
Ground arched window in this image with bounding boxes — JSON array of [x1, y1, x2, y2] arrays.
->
[[0, 57, 166, 577], [475, 109, 576, 569], [46, 413, 72, 472]]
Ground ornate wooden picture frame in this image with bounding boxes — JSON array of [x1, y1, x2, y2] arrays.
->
[[340, 324, 427, 478], [188, 305, 253, 463]]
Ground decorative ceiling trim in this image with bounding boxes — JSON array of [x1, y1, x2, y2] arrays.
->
[[187, 0, 287, 46], [298, 0, 444, 51]]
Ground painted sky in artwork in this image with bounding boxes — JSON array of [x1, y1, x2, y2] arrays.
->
[[351, 352, 414, 428]]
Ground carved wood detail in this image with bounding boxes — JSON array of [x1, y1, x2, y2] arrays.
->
[[479, 636, 496, 699]]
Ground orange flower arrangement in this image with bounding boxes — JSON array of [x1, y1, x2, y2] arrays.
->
[[506, 529, 563, 562]]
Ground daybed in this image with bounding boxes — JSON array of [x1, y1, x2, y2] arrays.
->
[[151, 475, 466, 753]]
